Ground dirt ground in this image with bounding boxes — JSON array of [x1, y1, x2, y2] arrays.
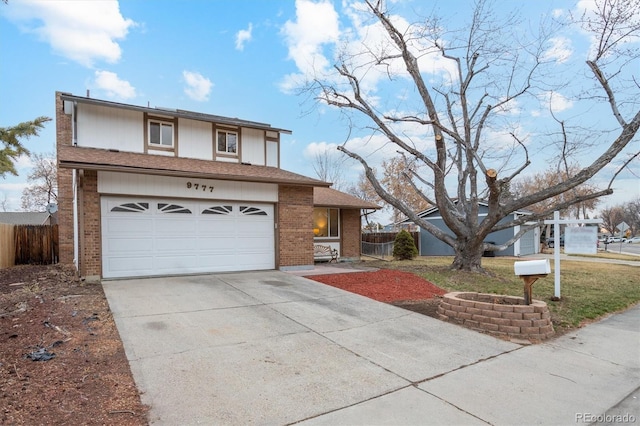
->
[[0, 264, 148, 426]]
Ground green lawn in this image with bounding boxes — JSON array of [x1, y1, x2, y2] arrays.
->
[[363, 256, 640, 331]]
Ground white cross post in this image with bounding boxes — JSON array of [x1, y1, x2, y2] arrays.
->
[[543, 211, 603, 299]]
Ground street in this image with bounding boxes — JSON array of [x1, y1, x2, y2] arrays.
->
[[603, 241, 640, 256]]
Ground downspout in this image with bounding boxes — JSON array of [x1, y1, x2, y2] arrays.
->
[[71, 100, 79, 269], [72, 169, 79, 270]]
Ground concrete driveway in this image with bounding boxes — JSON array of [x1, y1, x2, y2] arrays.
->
[[103, 271, 640, 425]]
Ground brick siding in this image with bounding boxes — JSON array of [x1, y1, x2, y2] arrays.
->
[[80, 171, 101, 277], [278, 185, 314, 267], [55, 92, 75, 267], [340, 209, 361, 259]]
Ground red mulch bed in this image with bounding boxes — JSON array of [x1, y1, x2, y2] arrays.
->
[[307, 269, 447, 302]]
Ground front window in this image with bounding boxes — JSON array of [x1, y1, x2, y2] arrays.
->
[[217, 130, 237, 154], [148, 120, 174, 147], [313, 208, 339, 238]]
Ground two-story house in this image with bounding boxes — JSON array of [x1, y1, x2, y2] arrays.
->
[[55, 92, 378, 280]]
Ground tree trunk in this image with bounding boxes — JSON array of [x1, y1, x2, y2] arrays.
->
[[450, 238, 485, 272]]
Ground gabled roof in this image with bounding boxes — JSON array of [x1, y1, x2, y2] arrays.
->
[[402, 200, 532, 223], [59, 92, 292, 134], [313, 187, 380, 209], [58, 145, 331, 187], [0, 212, 50, 225]]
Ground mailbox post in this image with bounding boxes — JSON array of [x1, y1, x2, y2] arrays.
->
[[514, 259, 551, 305]]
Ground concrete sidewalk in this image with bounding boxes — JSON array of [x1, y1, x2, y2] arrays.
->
[[103, 271, 639, 425]]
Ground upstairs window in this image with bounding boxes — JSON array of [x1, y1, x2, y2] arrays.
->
[[149, 120, 174, 147], [217, 130, 237, 155]]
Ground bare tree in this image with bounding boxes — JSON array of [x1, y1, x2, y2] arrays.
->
[[311, 148, 347, 190], [622, 198, 640, 236], [0, 193, 9, 212], [598, 205, 625, 236], [303, 0, 640, 271], [512, 165, 601, 220], [380, 156, 431, 224], [347, 171, 380, 205], [21, 152, 57, 211], [601, 198, 640, 237]]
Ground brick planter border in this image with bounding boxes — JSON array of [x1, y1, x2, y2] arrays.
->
[[437, 292, 554, 341]]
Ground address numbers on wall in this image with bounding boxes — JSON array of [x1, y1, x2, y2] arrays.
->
[[186, 181, 215, 192]]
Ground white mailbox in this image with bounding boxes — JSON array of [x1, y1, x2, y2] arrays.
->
[[514, 259, 551, 276]]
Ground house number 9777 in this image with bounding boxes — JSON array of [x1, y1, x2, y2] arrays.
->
[[186, 182, 215, 192]]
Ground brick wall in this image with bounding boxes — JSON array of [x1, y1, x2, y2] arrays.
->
[[438, 292, 554, 341], [340, 209, 361, 259], [55, 92, 75, 267], [278, 185, 313, 267], [80, 171, 101, 278]]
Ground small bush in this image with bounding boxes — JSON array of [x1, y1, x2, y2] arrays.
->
[[393, 230, 418, 260]]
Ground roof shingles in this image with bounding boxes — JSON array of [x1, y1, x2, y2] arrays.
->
[[313, 187, 380, 209], [58, 146, 330, 187]]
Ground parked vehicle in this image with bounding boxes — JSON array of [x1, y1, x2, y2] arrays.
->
[[607, 237, 623, 243], [626, 237, 640, 244], [547, 236, 564, 248]]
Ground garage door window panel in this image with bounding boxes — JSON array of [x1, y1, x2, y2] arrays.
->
[[110, 202, 149, 213], [158, 203, 192, 214], [202, 205, 233, 215], [240, 206, 268, 216]]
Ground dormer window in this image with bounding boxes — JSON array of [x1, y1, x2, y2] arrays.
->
[[149, 120, 174, 147], [217, 130, 237, 155]]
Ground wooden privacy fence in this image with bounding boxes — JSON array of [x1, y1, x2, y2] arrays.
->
[[0, 223, 15, 269], [11, 225, 59, 266]]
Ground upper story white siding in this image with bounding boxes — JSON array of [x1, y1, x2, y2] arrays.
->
[[69, 97, 286, 168], [241, 128, 265, 165], [178, 118, 213, 160], [77, 104, 144, 153], [266, 141, 279, 167]]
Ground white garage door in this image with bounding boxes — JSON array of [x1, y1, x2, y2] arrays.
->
[[101, 196, 275, 278]]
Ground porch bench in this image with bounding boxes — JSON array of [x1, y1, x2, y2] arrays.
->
[[314, 244, 338, 263]]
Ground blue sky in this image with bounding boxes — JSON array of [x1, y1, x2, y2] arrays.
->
[[0, 0, 638, 218]]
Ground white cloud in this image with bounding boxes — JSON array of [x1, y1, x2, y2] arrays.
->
[[94, 70, 136, 99], [280, 0, 457, 97], [303, 141, 340, 158], [182, 71, 213, 102], [573, 0, 640, 59], [281, 0, 340, 76], [481, 125, 531, 153], [546, 91, 574, 113], [495, 98, 522, 116], [4, 0, 136, 67], [235, 23, 253, 51], [0, 182, 29, 192], [575, 0, 598, 15], [541, 37, 573, 63], [14, 153, 34, 172]]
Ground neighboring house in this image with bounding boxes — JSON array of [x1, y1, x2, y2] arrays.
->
[[381, 222, 419, 232], [403, 202, 539, 257], [0, 212, 52, 225], [313, 187, 380, 262], [55, 92, 377, 280]]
